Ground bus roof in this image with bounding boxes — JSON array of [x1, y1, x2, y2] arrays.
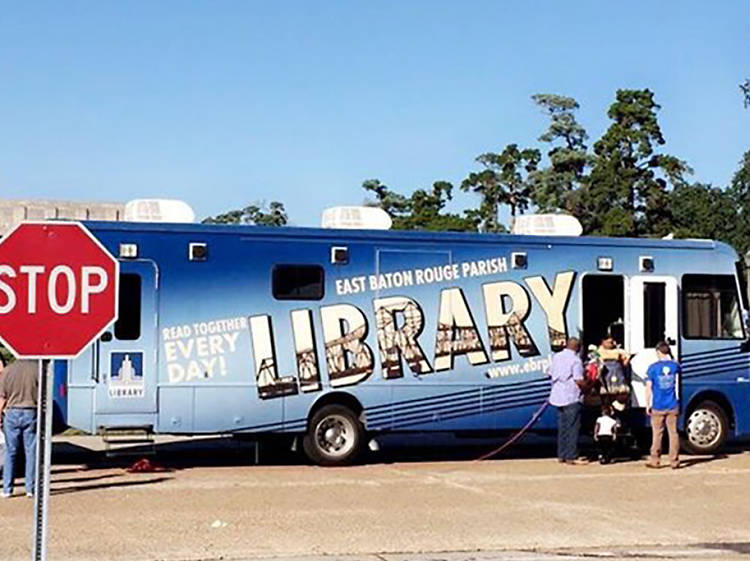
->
[[80, 220, 737, 256]]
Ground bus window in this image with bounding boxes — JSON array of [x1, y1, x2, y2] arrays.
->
[[272, 265, 324, 300], [582, 275, 625, 350], [643, 282, 666, 348], [114, 273, 142, 340], [683, 274, 744, 339]]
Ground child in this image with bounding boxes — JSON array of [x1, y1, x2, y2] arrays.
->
[[594, 405, 620, 464]]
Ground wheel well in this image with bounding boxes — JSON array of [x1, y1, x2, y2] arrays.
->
[[686, 391, 735, 429], [307, 392, 365, 430]]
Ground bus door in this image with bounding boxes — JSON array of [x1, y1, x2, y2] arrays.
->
[[628, 276, 679, 407], [93, 260, 159, 417]]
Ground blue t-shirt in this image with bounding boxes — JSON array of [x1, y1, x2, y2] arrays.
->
[[647, 359, 680, 411]]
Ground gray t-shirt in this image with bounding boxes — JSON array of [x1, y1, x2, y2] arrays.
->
[[0, 360, 38, 408]]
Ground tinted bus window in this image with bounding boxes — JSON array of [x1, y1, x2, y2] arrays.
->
[[273, 265, 324, 300], [114, 274, 142, 340], [683, 274, 744, 339]]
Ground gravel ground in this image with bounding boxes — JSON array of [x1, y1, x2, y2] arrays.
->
[[0, 436, 748, 561]]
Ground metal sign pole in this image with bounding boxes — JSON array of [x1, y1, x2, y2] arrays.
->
[[31, 359, 53, 561]]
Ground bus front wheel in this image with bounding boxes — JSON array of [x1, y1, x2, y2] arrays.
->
[[303, 404, 364, 466], [682, 400, 729, 455]]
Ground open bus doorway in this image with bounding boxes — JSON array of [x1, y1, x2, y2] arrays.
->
[[581, 275, 625, 351]]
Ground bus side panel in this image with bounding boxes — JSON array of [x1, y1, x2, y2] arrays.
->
[[680, 341, 750, 436]]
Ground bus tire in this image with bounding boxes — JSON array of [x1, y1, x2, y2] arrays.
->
[[682, 400, 729, 455], [303, 404, 364, 466]]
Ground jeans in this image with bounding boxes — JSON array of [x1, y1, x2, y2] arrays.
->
[[557, 402, 582, 461], [650, 408, 679, 466], [2, 408, 37, 495]]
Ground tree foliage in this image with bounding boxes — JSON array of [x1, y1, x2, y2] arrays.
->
[[364, 179, 478, 232], [0, 345, 13, 366], [202, 201, 288, 226], [670, 182, 736, 242], [529, 94, 590, 213], [579, 89, 691, 237], [461, 144, 540, 231], [205, 88, 750, 258], [727, 151, 750, 254]]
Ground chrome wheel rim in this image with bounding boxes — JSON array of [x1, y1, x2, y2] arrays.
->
[[686, 408, 722, 449], [315, 414, 355, 458]]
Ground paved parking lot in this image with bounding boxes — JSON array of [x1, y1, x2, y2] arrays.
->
[[2, 436, 750, 561]]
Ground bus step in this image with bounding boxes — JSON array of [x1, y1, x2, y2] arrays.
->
[[101, 428, 156, 458]]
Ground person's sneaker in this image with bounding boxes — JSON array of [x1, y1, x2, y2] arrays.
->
[[564, 458, 589, 465], [1, 492, 11, 499], [670, 462, 681, 470], [25, 492, 34, 498]]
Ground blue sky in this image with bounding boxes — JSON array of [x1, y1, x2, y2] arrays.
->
[[0, 2, 748, 226]]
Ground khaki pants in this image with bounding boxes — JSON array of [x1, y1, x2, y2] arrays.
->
[[650, 408, 679, 466]]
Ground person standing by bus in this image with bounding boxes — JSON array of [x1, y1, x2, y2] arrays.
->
[[645, 341, 681, 469], [0, 356, 4, 481], [547, 337, 589, 465], [0, 359, 38, 498]]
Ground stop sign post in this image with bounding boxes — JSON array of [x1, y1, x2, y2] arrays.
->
[[0, 222, 119, 561]]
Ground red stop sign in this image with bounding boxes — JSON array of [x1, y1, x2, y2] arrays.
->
[[0, 222, 119, 358]]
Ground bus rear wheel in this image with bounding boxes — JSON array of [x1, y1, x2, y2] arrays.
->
[[303, 405, 364, 466], [682, 400, 729, 455]]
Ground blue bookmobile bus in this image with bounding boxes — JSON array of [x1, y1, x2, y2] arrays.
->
[[55, 218, 750, 465]]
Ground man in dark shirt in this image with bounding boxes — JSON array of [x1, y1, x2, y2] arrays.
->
[[0, 360, 38, 498]]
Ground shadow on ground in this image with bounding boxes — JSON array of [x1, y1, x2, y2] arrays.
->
[[50, 432, 746, 471]]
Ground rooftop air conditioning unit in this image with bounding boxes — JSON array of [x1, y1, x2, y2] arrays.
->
[[511, 214, 583, 237], [321, 206, 392, 230], [124, 199, 196, 223]]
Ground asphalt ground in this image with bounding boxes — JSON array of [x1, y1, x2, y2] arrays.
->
[[2, 435, 750, 561]]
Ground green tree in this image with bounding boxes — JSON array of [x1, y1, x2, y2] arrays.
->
[[202, 201, 288, 226], [363, 179, 411, 227], [728, 151, 750, 254], [407, 181, 479, 232], [580, 89, 691, 237], [670, 182, 737, 243], [0, 345, 13, 366], [529, 94, 590, 212], [461, 144, 541, 232], [364, 179, 477, 231]]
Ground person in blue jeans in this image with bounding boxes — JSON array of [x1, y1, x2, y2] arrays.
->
[[547, 337, 590, 464], [0, 355, 5, 480], [0, 360, 38, 498]]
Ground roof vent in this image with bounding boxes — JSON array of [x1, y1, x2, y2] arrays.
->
[[124, 199, 195, 223], [511, 214, 583, 237], [321, 206, 392, 230]]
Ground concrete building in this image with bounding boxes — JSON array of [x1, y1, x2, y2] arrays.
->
[[0, 198, 125, 235]]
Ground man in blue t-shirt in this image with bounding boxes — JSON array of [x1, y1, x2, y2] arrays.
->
[[645, 341, 681, 469]]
